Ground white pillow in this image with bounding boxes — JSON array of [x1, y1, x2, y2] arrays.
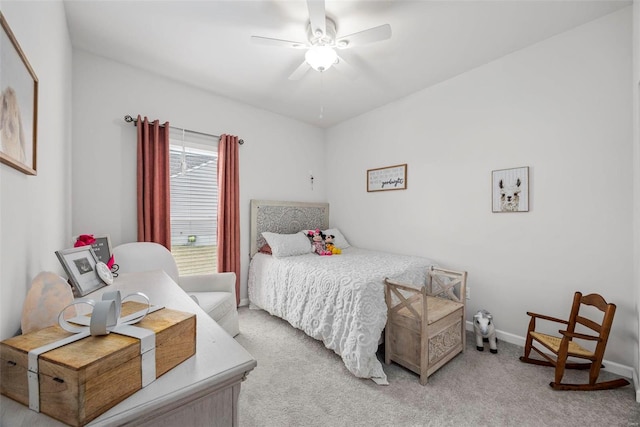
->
[[323, 228, 351, 248], [262, 232, 312, 257]]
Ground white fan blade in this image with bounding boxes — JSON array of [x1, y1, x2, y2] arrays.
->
[[336, 24, 392, 49], [288, 61, 311, 80], [333, 55, 357, 80], [251, 36, 307, 49], [307, 0, 326, 38]]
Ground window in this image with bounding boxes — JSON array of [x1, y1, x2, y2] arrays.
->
[[169, 129, 218, 276]]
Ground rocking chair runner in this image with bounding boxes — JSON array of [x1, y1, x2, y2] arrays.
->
[[519, 291, 629, 391]]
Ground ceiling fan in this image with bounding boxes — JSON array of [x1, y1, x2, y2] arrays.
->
[[251, 0, 392, 80]]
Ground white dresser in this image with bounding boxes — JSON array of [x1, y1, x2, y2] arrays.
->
[[0, 270, 256, 426]]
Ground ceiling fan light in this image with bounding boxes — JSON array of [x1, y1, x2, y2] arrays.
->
[[305, 46, 338, 72]]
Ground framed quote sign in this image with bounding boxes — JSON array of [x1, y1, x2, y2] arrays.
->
[[367, 164, 407, 192], [90, 235, 113, 264]]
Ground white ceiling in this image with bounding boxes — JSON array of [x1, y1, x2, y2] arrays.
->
[[63, 0, 630, 128]]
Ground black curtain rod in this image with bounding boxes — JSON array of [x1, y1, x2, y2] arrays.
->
[[123, 115, 244, 145]]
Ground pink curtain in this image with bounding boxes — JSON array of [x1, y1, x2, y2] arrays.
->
[[137, 115, 171, 249], [217, 134, 241, 306]]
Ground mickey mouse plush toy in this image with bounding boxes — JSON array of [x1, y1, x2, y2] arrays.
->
[[324, 234, 341, 255], [307, 229, 332, 256]]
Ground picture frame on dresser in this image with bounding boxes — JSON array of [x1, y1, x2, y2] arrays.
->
[[55, 246, 106, 296], [0, 12, 38, 175], [90, 234, 113, 264]]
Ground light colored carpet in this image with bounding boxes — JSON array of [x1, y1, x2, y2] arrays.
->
[[236, 307, 640, 427]]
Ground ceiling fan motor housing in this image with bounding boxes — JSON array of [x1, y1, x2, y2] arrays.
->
[[308, 17, 337, 46]]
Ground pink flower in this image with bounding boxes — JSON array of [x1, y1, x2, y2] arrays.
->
[[74, 234, 96, 247]]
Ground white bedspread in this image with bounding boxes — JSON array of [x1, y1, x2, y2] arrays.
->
[[248, 247, 435, 384]]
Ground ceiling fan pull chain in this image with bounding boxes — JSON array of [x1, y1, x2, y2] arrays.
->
[[319, 73, 325, 119]]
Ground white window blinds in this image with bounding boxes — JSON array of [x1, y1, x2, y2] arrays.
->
[[169, 129, 218, 275]]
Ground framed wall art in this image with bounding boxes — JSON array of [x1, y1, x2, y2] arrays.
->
[[492, 166, 529, 212], [55, 246, 106, 296], [0, 12, 38, 175], [367, 163, 407, 192]]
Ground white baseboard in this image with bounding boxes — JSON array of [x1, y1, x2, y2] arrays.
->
[[465, 321, 635, 381], [239, 298, 250, 307]]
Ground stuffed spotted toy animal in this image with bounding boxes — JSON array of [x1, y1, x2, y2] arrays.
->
[[473, 309, 498, 353], [307, 229, 332, 256]]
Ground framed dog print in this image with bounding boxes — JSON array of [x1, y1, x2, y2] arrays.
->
[[367, 164, 407, 192], [0, 12, 38, 175], [56, 246, 106, 297], [492, 167, 529, 212]]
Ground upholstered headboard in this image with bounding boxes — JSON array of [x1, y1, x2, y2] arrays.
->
[[250, 200, 330, 257]]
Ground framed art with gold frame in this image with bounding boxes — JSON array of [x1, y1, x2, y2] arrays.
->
[[0, 12, 38, 175]]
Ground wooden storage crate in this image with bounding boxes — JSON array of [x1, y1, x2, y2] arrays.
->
[[0, 301, 196, 426], [384, 266, 467, 385]]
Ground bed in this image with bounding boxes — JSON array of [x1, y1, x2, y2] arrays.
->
[[247, 200, 439, 384]]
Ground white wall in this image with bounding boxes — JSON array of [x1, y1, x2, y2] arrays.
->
[[71, 51, 326, 304], [326, 8, 635, 370], [0, 0, 73, 340]]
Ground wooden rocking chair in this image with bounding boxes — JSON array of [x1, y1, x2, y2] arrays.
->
[[519, 291, 629, 391]]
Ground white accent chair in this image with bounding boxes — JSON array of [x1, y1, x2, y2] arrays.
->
[[112, 242, 240, 337]]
